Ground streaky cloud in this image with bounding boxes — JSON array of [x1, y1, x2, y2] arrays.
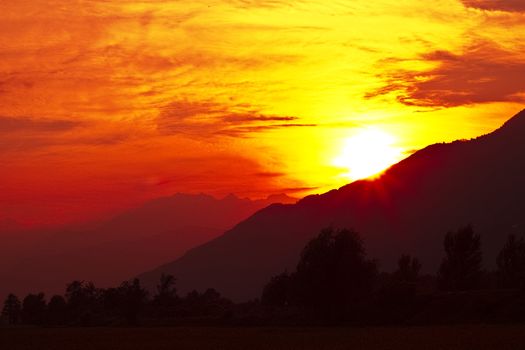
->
[[461, 0, 525, 12], [0, 116, 82, 133], [366, 41, 525, 107], [157, 100, 313, 137]]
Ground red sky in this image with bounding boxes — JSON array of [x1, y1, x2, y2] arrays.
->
[[1, 0, 524, 228]]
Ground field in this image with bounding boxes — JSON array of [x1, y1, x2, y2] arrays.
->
[[2, 325, 525, 350]]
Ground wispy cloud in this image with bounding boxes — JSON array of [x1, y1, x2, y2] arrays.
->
[[0, 116, 82, 133], [157, 100, 316, 137], [366, 41, 525, 107], [461, 0, 525, 12]]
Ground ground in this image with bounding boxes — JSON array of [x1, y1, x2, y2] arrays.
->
[[1, 325, 525, 349]]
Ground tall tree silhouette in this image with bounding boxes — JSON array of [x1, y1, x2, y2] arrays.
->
[[394, 254, 421, 283], [293, 227, 377, 318], [2, 294, 21, 325], [47, 295, 67, 325], [21, 293, 46, 325], [438, 225, 482, 291], [152, 274, 179, 318], [65, 281, 99, 325], [155, 274, 178, 300], [117, 279, 148, 325], [497, 234, 525, 289], [261, 272, 291, 307], [380, 254, 422, 310]]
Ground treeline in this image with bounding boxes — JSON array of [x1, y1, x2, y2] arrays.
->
[[2, 225, 525, 326], [1, 276, 233, 326], [261, 225, 525, 324]]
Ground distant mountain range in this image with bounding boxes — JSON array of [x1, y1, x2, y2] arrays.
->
[[0, 193, 295, 298], [139, 109, 525, 301]]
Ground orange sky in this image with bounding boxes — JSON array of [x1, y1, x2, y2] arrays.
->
[[1, 0, 525, 228]]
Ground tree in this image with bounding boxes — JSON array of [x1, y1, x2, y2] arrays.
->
[[261, 272, 291, 307], [394, 254, 421, 283], [292, 227, 377, 318], [2, 294, 21, 325], [154, 274, 178, 305], [152, 274, 179, 318], [100, 287, 119, 308], [21, 293, 46, 325], [438, 225, 482, 291], [380, 255, 422, 311], [178, 288, 231, 318], [47, 295, 67, 325], [65, 280, 98, 306], [497, 234, 525, 289], [116, 279, 148, 325], [65, 280, 99, 325], [201, 288, 221, 304]]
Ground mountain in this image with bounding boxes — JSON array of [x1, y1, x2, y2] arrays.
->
[[139, 109, 525, 301], [0, 193, 295, 298]]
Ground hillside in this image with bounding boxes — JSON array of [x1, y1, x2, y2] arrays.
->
[[139, 110, 525, 301]]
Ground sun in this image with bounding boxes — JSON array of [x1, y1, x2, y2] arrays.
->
[[332, 127, 404, 181]]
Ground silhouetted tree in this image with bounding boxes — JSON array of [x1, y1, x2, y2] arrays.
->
[[152, 274, 179, 318], [201, 288, 221, 304], [438, 225, 482, 291], [21, 293, 46, 325], [184, 290, 201, 312], [2, 294, 21, 325], [261, 272, 291, 307], [293, 227, 377, 319], [99, 286, 123, 323], [47, 295, 67, 325], [497, 234, 525, 289], [378, 255, 422, 316], [156, 274, 178, 299], [394, 254, 421, 283], [200, 288, 231, 316], [65, 281, 99, 325], [116, 279, 148, 325], [178, 288, 232, 318]]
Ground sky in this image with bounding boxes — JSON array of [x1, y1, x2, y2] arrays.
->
[[1, 0, 525, 228]]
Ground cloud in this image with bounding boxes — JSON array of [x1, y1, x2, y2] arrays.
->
[[0, 116, 82, 133], [157, 100, 316, 137], [222, 114, 298, 123], [254, 171, 287, 178], [216, 123, 318, 138], [0, 116, 137, 153], [366, 42, 525, 107], [461, 0, 525, 12]]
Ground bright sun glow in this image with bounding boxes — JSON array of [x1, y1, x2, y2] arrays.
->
[[333, 128, 405, 181]]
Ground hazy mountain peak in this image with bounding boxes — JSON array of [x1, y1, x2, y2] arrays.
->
[[223, 193, 241, 201], [265, 193, 297, 204], [0, 191, 281, 299]]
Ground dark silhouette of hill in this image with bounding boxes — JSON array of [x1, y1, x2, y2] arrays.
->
[[0, 193, 295, 298], [139, 109, 525, 301]]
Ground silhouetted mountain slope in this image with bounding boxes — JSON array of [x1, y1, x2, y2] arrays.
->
[[0, 193, 294, 298], [139, 110, 525, 301]]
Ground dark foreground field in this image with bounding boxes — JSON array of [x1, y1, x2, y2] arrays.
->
[[2, 325, 525, 350]]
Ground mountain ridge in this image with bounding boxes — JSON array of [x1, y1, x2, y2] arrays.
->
[[138, 109, 525, 301]]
